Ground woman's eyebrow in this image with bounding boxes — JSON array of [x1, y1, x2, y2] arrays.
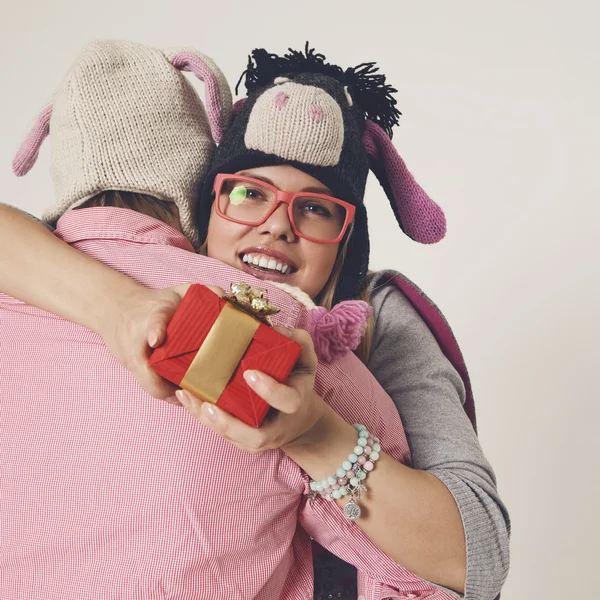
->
[[238, 172, 275, 186], [301, 186, 334, 195], [238, 172, 333, 195]]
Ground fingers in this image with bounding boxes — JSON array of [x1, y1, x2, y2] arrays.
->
[[206, 285, 225, 298], [175, 389, 277, 452], [274, 327, 317, 375], [243, 370, 302, 414], [141, 372, 180, 400], [170, 283, 192, 299]]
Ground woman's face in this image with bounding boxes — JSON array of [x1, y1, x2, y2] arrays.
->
[[205, 165, 340, 299]]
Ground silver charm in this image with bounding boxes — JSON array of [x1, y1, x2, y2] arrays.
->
[[343, 498, 362, 520], [353, 483, 367, 501]]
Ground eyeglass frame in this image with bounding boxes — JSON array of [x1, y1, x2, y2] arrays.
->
[[212, 173, 356, 244]]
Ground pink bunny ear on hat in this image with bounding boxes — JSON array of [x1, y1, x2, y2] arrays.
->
[[363, 119, 446, 244], [12, 104, 52, 176], [232, 97, 247, 115], [168, 49, 232, 144]]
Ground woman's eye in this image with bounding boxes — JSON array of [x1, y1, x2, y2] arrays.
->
[[303, 202, 332, 218], [245, 188, 264, 200]]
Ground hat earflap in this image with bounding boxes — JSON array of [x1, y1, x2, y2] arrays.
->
[[12, 104, 52, 177], [363, 119, 446, 244], [168, 49, 233, 144]]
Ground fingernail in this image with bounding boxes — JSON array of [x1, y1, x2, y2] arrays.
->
[[202, 403, 218, 422], [148, 332, 158, 347], [175, 389, 190, 407], [244, 370, 259, 386]]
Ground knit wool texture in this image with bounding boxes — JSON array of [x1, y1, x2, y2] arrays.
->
[[38, 40, 225, 248], [198, 72, 371, 303]]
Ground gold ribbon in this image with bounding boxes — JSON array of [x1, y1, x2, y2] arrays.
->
[[180, 302, 260, 403]]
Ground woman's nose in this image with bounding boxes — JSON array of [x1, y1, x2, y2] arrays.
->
[[258, 203, 296, 241]]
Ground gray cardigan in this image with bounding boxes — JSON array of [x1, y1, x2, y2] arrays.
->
[[366, 272, 510, 599]]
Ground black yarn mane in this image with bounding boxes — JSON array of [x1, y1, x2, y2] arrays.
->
[[236, 43, 401, 137]]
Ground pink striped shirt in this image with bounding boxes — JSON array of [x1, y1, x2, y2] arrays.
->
[[0, 208, 457, 599]]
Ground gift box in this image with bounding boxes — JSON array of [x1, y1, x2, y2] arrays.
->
[[149, 284, 302, 427]]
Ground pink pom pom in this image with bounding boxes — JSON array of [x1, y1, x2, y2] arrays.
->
[[308, 300, 372, 363]]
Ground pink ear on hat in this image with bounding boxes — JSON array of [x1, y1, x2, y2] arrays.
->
[[232, 97, 247, 115], [169, 51, 232, 144], [12, 104, 52, 177], [363, 119, 446, 244]]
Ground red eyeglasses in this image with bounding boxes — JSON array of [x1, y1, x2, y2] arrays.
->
[[213, 173, 355, 244]]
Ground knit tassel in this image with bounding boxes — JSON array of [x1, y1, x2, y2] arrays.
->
[[308, 301, 372, 363]]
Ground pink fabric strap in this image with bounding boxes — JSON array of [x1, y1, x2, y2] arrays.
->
[[12, 104, 52, 176]]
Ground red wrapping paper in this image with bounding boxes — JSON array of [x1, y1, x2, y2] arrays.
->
[[149, 284, 302, 427]]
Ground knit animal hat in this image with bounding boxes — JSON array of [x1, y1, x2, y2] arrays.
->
[[12, 39, 232, 249], [196, 45, 446, 302]]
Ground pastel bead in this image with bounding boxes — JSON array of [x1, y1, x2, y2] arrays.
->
[[357, 455, 367, 465], [372, 443, 381, 452], [359, 430, 369, 438], [336, 467, 347, 478], [328, 475, 337, 485], [348, 453, 358, 463], [314, 482, 323, 492], [363, 446, 372, 455], [354, 446, 363, 455], [354, 424, 366, 432], [310, 481, 318, 491], [364, 461, 374, 471], [332, 483, 340, 490], [342, 460, 352, 471], [373, 437, 380, 444], [339, 485, 348, 496], [357, 437, 367, 447], [367, 438, 374, 446], [332, 489, 342, 499], [350, 477, 359, 486], [324, 486, 332, 495], [358, 471, 367, 480], [321, 479, 329, 489], [370, 451, 380, 461], [346, 471, 355, 478]]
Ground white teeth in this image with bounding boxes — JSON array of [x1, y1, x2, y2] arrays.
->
[[242, 253, 292, 274]]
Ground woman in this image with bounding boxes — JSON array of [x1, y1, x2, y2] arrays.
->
[[0, 44, 509, 599]]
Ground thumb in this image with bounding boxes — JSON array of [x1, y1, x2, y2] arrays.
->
[[147, 306, 175, 348]]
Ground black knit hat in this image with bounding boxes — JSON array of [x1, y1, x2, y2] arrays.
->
[[197, 45, 446, 303]]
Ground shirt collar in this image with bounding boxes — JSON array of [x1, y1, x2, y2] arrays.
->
[[54, 207, 196, 252]]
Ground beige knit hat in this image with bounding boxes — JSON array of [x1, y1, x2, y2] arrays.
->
[[12, 39, 232, 248]]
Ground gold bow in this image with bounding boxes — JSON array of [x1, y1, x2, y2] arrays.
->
[[224, 282, 280, 325]]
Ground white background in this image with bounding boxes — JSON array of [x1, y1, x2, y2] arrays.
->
[[1, 1, 599, 598]]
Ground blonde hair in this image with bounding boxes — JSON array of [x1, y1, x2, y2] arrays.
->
[[316, 233, 374, 365]]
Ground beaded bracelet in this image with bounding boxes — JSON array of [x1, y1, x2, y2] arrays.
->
[[309, 424, 381, 520]]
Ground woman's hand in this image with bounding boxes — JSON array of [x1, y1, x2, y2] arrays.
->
[[175, 327, 328, 452], [99, 283, 224, 402]]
